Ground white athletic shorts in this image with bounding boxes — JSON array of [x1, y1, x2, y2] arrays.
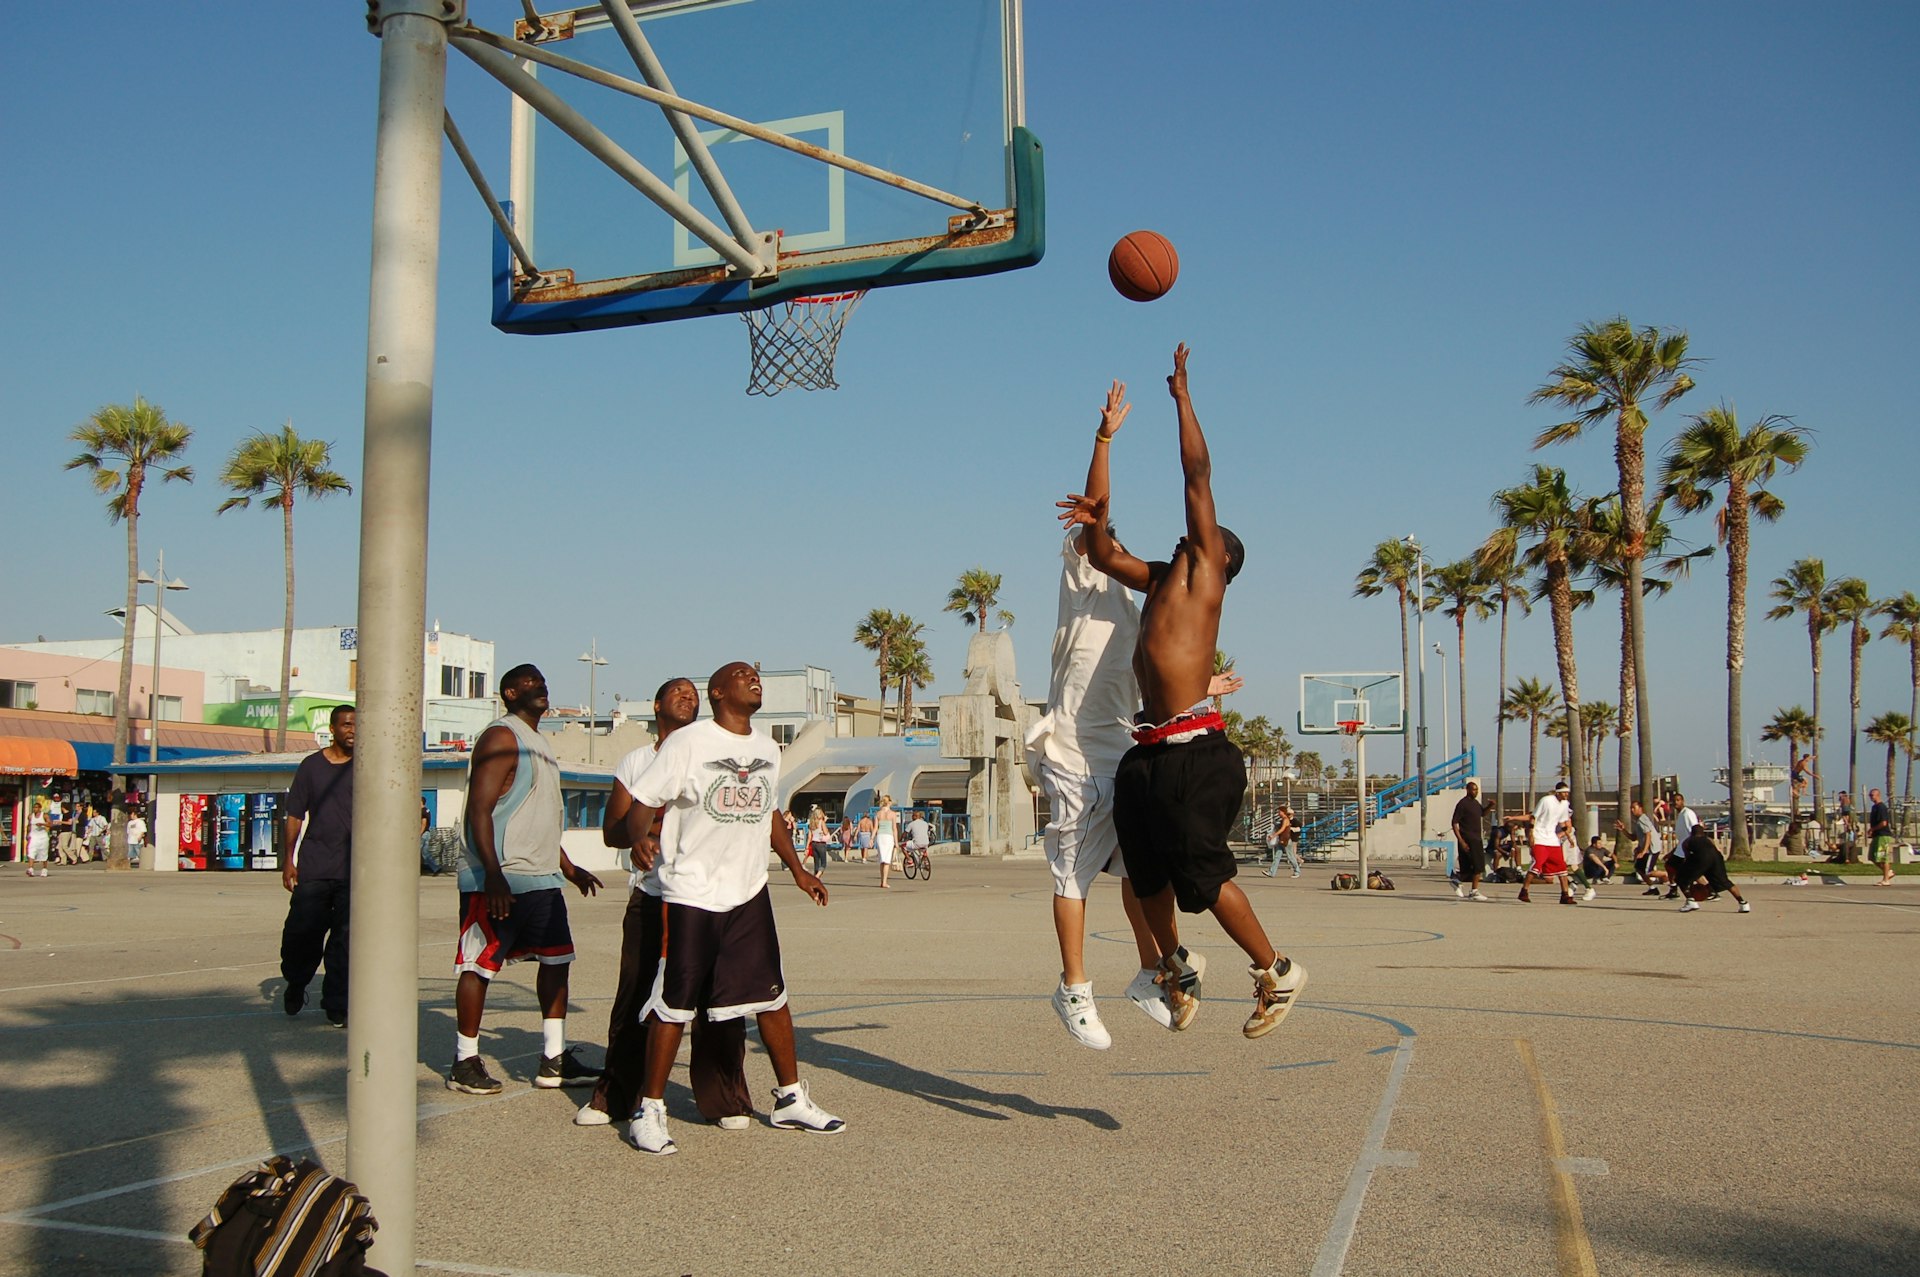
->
[[1037, 758, 1124, 899], [876, 833, 895, 864]]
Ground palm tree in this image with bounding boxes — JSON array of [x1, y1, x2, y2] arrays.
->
[[216, 423, 353, 751], [1211, 649, 1234, 715], [1581, 701, 1617, 790], [886, 632, 933, 729], [1482, 466, 1596, 837], [1545, 710, 1571, 783], [944, 567, 1009, 630], [1826, 577, 1875, 812], [1501, 676, 1559, 812], [1767, 560, 1834, 826], [1424, 559, 1491, 757], [1760, 706, 1818, 824], [1479, 538, 1533, 820], [1354, 539, 1420, 778], [1661, 404, 1809, 857], [65, 398, 194, 872], [853, 608, 906, 711], [1875, 592, 1920, 801], [1865, 712, 1915, 805], [1532, 317, 1696, 820], [1296, 751, 1324, 785]]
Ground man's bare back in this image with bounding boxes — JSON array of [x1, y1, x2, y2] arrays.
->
[[1058, 344, 1238, 722]]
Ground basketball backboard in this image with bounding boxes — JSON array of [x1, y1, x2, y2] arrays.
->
[[471, 0, 1043, 333], [1298, 672, 1405, 736]]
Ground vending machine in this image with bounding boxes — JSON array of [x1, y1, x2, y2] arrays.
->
[[179, 794, 209, 871], [213, 794, 247, 870], [247, 793, 280, 871]]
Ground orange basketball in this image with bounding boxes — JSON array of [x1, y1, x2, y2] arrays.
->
[[1107, 230, 1180, 302]]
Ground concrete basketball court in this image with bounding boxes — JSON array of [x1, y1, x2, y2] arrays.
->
[[1, 855, 1915, 1276]]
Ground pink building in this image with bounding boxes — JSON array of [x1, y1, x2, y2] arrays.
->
[[0, 649, 204, 722]]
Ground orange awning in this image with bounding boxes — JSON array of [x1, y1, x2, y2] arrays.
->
[[0, 738, 79, 777]]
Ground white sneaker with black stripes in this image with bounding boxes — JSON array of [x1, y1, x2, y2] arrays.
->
[[770, 1080, 845, 1134]]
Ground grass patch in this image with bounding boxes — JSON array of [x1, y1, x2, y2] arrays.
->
[[1730, 860, 1918, 876]]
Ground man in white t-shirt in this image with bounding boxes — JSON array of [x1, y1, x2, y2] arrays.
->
[[576, 677, 750, 1129], [624, 661, 842, 1155], [1521, 779, 1577, 905], [1025, 379, 1240, 1050], [1667, 793, 1700, 901]]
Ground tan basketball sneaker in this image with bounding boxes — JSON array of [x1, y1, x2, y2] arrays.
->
[[1157, 949, 1204, 1031], [1244, 956, 1307, 1039]]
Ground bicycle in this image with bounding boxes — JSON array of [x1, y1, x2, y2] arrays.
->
[[900, 842, 932, 881]]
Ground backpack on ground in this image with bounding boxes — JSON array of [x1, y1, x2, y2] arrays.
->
[[1366, 870, 1395, 891], [189, 1155, 383, 1277], [1331, 872, 1360, 890]]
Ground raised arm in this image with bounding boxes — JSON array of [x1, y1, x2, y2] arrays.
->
[[1169, 343, 1224, 575], [1058, 379, 1154, 591]]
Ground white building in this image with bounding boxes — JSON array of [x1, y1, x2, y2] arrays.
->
[[6, 609, 497, 742]]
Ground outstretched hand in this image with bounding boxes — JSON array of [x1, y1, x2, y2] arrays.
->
[[1167, 343, 1191, 398], [1056, 491, 1109, 529], [1098, 380, 1131, 438], [1207, 670, 1244, 698]]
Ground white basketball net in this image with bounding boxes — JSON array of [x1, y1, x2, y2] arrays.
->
[[740, 291, 868, 395]]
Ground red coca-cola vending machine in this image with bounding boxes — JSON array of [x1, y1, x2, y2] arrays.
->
[[179, 794, 209, 871]]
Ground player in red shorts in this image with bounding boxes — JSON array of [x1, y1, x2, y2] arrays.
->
[[1521, 778, 1579, 905]]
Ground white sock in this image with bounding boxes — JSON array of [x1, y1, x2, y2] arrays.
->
[[774, 1080, 802, 1099], [542, 1018, 566, 1058], [455, 1033, 480, 1061]]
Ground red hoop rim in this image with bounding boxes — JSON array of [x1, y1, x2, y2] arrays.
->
[[790, 291, 867, 305], [1337, 720, 1363, 736]]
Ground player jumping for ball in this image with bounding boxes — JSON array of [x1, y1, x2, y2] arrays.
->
[[1057, 344, 1306, 1038]]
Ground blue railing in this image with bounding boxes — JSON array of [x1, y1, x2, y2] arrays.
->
[[1296, 747, 1476, 856]]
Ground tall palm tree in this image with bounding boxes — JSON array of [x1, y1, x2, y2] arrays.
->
[[1211, 649, 1234, 715], [1875, 592, 1920, 801], [1826, 577, 1875, 813], [1532, 317, 1696, 820], [944, 567, 1010, 630], [1425, 559, 1491, 757], [887, 632, 933, 728], [1865, 712, 1914, 805], [1482, 466, 1596, 836], [853, 608, 906, 711], [1545, 710, 1571, 783], [216, 423, 353, 751], [1760, 705, 1818, 824], [1354, 539, 1420, 778], [1581, 701, 1617, 790], [65, 398, 193, 872], [1767, 560, 1834, 826], [1479, 538, 1533, 820], [1501, 676, 1558, 812], [1661, 404, 1808, 857]]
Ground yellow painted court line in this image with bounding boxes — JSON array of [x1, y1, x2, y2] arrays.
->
[[1516, 1038, 1599, 1277]]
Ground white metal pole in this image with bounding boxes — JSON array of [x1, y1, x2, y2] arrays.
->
[[351, 4, 453, 1269], [1435, 643, 1448, 767], [1355, 731, 1369, 886], [1414, 547, 1428, 856], [149, 550, 164, 808]]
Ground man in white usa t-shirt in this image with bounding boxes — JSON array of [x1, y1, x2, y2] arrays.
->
[[623, 661, 842, 1156]]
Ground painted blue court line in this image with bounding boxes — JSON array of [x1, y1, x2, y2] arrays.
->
[[947, 1069, 1046, 1077], [1109, 1070, 1211, 1077], [1268, 1059, 1337, 1071], [1366, 1044, 1398, 1055], [1318, 999, 1918, 1052]]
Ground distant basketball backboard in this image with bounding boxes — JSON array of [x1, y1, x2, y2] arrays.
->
[[461, 0, 1043, 333], [1299, 673, 1405, 736]]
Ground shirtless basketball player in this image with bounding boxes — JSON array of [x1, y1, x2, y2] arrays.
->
[[1057, 344, 1306, 1038]]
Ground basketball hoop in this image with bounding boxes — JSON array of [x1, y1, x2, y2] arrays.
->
[[1337, 720, 1363, 737], [741, 291, 868, 395]]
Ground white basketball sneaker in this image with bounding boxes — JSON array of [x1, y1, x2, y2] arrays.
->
[[1051, 980, 1112, 1050]]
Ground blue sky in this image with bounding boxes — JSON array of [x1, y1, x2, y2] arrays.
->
[[5, 2, 1917, 801]]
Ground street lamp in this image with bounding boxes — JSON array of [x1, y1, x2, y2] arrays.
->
[[577, 639, 608, 764], [109, 550, 189, 812], [1434, 642, 1448, 765], [1404, 535, 1429, 857]]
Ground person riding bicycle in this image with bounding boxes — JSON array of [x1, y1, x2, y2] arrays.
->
[[904, 812, 932, 856]]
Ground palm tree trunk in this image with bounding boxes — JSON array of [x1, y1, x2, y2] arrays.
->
[[1455, 613, 1468, 758], [1787, 741, 1801, 824], [110, 491, 141, 871], [278, 494, 296, 752], [1617, 589, 1635, 848], [1526, 717, 1539, 814], [877, 638, 890, 731], [1810, 622, 1824, 828], [1908, 638, 1918, 803], [1495, 598, 1510, 819], [1547, 560, 1589, 839], [1397, 587, 1411, 779], [1725, 484, 1750, 858], [1617, 417, 1660, 822], [1886, 743, 1897, 804], [1847, 628, 1864, 809]]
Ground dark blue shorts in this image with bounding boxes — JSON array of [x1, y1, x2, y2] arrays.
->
[[455, 887, 575, 978]]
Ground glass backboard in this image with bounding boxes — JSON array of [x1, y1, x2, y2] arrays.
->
[[1298, 673, 1406, 736], [482, 0, 1043, 333]]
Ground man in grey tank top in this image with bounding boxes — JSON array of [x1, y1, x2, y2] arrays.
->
[[448, 665, 606, 1097]]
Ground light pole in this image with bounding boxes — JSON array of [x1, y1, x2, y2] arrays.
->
[[577, 639, 608, 764], [1434, 642, 1448, 767], [1405, 536, 1429, 856], [110, 551, 188, 823]]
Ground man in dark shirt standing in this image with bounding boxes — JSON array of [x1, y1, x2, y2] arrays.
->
[[1869, 787, 1895, 885], [281, 705, 355, 1027], [1450, 780, 1489, 900]]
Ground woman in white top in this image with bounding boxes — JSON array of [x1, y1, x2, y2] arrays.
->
[[874, 797, 901, 890], [24, 800, 51, 878], [807, 805, 833, 873]]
